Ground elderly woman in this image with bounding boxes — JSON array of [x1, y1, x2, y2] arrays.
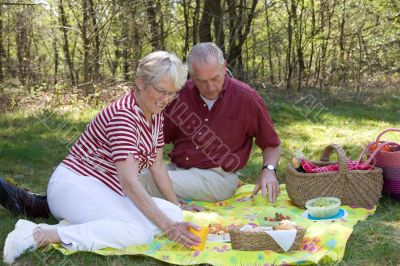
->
[[3, 51, 200, 264]]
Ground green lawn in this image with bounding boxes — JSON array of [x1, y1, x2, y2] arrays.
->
[[0, 88, 399, 265]]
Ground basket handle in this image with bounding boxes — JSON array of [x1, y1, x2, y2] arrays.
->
[[356, 141, 399, 165], [356, 142, 374, 166], [375, 128, 400, 143], [319, 144, 349, 173]]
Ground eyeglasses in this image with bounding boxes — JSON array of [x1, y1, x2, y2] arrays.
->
[[149, 82, 178, 99]]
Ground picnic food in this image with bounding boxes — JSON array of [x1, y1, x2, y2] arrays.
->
[[207, 223, 231, 241], [273, 220, 299, 230], [238, 220, 300, 232], [305, 197, 341, 218], [208, 223, 229, 234], [312, 198, 331, 207], [264, 212, 291, 221]]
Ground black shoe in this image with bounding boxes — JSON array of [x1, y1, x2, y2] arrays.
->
[[0, 177, 50, 218]]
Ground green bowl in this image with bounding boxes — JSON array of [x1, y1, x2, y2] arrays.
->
[[305, 197, 341, 218]]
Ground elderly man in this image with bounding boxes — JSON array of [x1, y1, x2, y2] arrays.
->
[[0, 42, 280, 218]]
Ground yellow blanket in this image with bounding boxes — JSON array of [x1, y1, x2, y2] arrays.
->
[[50, 184, 375, 265]]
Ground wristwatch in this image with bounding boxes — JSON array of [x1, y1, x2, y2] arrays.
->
[[262, 164, 276, 173]]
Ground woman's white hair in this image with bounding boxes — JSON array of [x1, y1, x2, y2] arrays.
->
[[137, 51, 187, 90], [187, 42, 225, 74]]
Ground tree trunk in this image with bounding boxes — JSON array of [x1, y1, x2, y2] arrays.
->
[[292, 0, 305, 91], [145, 0, 163, 50], [122, 24, 129, 81], [6, 10, 11, 77], [112, 36, 120, 78], [82, 0, 92, 96], [0, 4, 4, 83], [319, 1, 335, 89], [277, 45, 282, 82], [213, 0, 224, 51], [265, 1, 274, 84], [16, 25, 27, 86], [182, 0, 191, 60], [53, 32, 59, 86], [306, 0, 315, 87], [285, 0, 293, 90], [199, 0, 224, 50], [227, 0, 258, 79], [339, 0, 347, 84], [58, 0, 75, 87], [199, 0, 213, 42], [192, 0, 201, 45], [251, 25, 256, 80], [88, 0, 100, 83]]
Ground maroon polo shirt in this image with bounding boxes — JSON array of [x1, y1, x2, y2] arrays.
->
[[163, 76, 280, 172]]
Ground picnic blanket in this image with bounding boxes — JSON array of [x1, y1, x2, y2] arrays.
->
[[49, 184, 375, 265]]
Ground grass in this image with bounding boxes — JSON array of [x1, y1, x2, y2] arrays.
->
[[0, 88, 400, 265]]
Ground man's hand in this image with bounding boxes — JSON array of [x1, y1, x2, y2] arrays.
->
[[251, 170, 280, 202], [167, 222, 201, 248]]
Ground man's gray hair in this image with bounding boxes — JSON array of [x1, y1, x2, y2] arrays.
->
[[137, 51, 188, 90], [187, 42, 225, 74]]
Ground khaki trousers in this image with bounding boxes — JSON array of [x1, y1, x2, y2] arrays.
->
[[139, 163, 239, 202]]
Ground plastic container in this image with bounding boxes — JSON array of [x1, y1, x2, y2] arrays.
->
[[305, 197, 341, 218]]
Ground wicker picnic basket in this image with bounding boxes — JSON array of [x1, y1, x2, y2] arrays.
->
[[229, 228, 305, 252], [286, 144, 383, 209], [359, 129, 400, 200]]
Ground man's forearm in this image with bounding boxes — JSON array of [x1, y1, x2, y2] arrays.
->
[[262, 145, 281, 168]]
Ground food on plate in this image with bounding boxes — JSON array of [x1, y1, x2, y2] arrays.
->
[[207, 223, 232, 241], [217, 230, 225, 235], [273, 220, 295, 230], [208, 223, 229, 234], [264, 212, 291, 222], [207, 224, 230, 241], [273, 220, 302, 230]]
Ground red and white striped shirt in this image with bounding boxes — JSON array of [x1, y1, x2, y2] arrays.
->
[[62, 90, 164, 196]]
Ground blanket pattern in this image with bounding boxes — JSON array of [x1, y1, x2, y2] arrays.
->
[[50, 184, 374, 265]]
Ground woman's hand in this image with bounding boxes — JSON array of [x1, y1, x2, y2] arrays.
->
[[166, 222, 201, 248]]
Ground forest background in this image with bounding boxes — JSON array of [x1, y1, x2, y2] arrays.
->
[[1, 0, 400, 95]]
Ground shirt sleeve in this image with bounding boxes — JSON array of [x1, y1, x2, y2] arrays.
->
[[163, 100, 179, 144], [156, 115, 165, 148], [105, 109, 141, 163], [250, 92, 281, 150]]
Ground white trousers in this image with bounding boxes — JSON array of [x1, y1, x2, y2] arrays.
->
[[47, 165, 183, 251]]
